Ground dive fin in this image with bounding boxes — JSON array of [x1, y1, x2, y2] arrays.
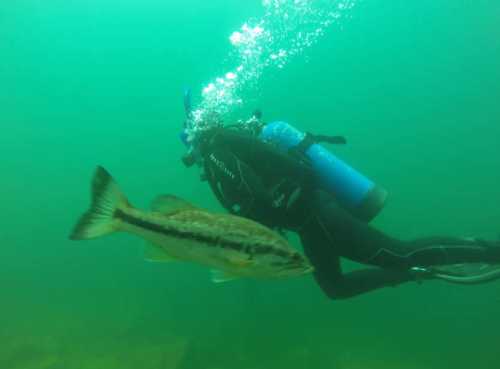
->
[[211, 269, 239, 283], [151, 195, 197, 215], [69, 166, 128, 240], [144, 243, 176, 263], [430, 263, 500, 285]]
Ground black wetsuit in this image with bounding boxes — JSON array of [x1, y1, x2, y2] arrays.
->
[[198, 127, 500, 299]]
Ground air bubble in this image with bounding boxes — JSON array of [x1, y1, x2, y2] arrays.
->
[[187, 0, 357, 139]]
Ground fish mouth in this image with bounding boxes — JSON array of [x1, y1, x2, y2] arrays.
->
[[283, 262, 314, 274]]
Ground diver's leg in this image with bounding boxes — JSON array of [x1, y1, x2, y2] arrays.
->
[[299, 216, 417, 299], [311, 191, 500, 269]]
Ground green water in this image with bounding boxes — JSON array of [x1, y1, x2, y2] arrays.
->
[[1, 1, 499, 368]]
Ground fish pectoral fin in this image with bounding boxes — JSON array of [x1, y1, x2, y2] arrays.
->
[[144, 243, 177, 263], [229, 257, 252, 268], [211, 269, 239, 283], [150, 195, 198, 215]]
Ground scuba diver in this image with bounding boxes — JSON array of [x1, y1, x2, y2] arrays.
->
[[180, 93, 500, 299]]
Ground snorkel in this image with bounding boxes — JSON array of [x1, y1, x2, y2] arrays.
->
[[180, 88, 225, 167]]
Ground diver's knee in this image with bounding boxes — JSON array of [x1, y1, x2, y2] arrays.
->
[[325, 289, 356, 300], [316, 281, 354, 300]]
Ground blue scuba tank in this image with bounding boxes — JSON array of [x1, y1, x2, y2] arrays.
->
[[259, 121, 387, 221]]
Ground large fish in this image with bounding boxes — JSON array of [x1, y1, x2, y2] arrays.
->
[[69, 166, 313, 282]]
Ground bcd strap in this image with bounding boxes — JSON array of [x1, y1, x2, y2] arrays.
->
[[293, 132, 317, 154], [293, 132, 347, 154], [203, 163, 238, 215], [313, 134, 347, 145]]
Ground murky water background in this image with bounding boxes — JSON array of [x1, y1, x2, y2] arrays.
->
[[1, 1, 499, 368]]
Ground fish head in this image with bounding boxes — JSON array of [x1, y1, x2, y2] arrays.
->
[[263, 250, 314, 278]]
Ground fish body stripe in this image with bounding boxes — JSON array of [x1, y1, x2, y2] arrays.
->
[[114, 209, 290, 259]]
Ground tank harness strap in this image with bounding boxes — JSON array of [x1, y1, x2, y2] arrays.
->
[[293, 132, 347, 154], [293, 132, 317, 154], [312, 134, 347, 145], [203, 164, 239, 215]]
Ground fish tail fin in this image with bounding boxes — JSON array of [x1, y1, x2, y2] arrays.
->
[[69, 166, 129, 240]]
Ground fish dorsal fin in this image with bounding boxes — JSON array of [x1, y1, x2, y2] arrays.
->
[[151, 195, 196, 215], [144, 242, 177, 263], [211, 269, 239, 283]]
